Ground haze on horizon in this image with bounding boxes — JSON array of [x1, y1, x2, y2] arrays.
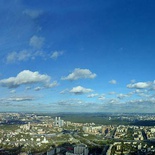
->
[[0, 0, 155, 113]]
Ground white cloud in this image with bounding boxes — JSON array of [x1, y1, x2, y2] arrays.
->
[[135, 89, 142, 93], [117, 93, 129, 99], [8, 96, 34, 102], [137, 92, 150, 98], [23, 9, 42, 19], [70, 86, 93, 95], [60, 89, 69, 94], [45, 81, 58, 88], [62, 68, 96, 80], [56, 99, 84, 107], [109, 79, 117, 84], [98, 94, 106, 100], [29, 35, 44, 49], [32, 51, 45, 59], [126, 98, 155, 105], [127, 82, 151, 89], [34, 87, 42, 91], [6, 50, 31, 63], [6, 50, 45, 63], [6, 51, 18, 63], [109, 99, 118, 104], [10, 90, 16, 94], [6, 50, 65, 63], [87, 93, 98, 98], [51, 51, 64, 60], [0, 70, 53, 88], [17, 50, 31, 61]]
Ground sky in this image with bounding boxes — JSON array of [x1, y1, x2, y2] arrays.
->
[[0, 0, 155, 113]]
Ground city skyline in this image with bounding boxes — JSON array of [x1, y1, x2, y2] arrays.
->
[[0, 0, 155, 113]]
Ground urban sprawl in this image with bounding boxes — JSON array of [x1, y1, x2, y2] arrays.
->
[[0, 113, 155, 155]]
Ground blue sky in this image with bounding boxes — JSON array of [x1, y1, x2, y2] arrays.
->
[[0, 0, 155, 113]]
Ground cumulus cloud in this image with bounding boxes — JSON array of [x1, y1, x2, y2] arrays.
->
[[51, 51, 64, 60], [87, 93, 98, 98], [109, 79, 117, 84], [127, 82, 151, 89], [23, 9, 42, 19], [0, 70, 56, 89], [62, 68, 96, 80], [70, 86, 93, 95], [45, 81, 58, 88], [29, 35, 44, 49]]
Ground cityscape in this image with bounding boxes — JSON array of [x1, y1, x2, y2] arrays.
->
[[0, 112, 155, 154], [1, 0, 155, 155]]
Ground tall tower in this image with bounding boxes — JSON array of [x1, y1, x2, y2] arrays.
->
[[55, 117, 58, 126], [54, 116, 64, 127]]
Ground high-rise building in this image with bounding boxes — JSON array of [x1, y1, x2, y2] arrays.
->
[[74, 144, 89, 155], [54, 117, 64, 127]]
